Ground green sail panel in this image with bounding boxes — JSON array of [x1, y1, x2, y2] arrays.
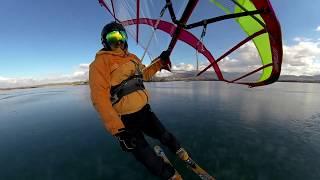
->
[[211, 0, 272, 82]]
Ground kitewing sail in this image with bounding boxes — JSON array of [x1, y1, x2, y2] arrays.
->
[[98, 0, 282, 87]]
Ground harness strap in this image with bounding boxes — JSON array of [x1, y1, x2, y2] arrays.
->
[[110, 60, 145, 105]]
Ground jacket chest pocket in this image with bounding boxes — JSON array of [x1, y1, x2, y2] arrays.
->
[[110, 61, 136, 85]]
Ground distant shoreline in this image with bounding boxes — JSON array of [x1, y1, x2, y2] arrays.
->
[[0, 81, 88, 91], [1, 80, 319, 91]]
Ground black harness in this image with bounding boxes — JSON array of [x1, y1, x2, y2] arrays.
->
[[110, 61, 145, 105]]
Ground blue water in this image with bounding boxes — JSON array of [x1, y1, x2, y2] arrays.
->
[[0, 82, 319, 180]]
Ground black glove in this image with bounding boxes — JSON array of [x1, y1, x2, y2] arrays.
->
[[158, 50, 172, 71], [115, 128, 137, 152]]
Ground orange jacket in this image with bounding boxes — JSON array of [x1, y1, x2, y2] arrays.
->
[[89, 48, 163, 135]]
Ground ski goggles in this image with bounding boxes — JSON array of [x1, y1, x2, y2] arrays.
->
[[106, 30, 127, 44]]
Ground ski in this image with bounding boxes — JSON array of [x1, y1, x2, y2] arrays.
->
[[177, 148, 216, 180]]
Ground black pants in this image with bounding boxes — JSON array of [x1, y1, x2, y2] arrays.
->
[[121, 104, 181, 179]]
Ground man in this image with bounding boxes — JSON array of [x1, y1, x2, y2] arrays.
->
[[89, 21, 189, 180]]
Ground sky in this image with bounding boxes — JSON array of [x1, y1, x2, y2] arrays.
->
[[0, 0, 320, 88]]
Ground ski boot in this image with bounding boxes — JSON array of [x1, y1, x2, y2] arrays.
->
[[169, 171, 183, 180], [176, 148, 190, 161]]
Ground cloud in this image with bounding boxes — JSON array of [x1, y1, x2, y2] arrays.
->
[[172, 63, 195, 71], [218, 42, 261, 73], [220, 38, 320, 76], [293, 37, 312, 42], [164, 42, 262, 74], [165, 38, 320, 77], [72, 63, 89, 79], [0, 64, 89, 88], [316, 26, 320, 32], [155, 70, 172, 77], [281, 38, 320, 76], [2, 36, 320, 88]]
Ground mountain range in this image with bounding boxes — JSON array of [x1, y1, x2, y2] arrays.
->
[[150, 71, 320, 83], [1, 71, 319, 90]]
